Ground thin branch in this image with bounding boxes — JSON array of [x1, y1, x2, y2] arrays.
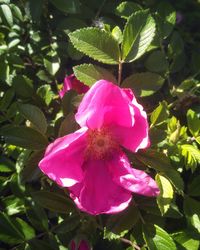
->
[[118, 61, 123, 85]]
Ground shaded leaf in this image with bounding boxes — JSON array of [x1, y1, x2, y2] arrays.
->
[[145, 50, 168, 73], [31, 191, 75, 213], [1, 126, 48, 150], [18, 104, 47, 134], [122, 72, 165, 97], [50, 0, 80, 14]]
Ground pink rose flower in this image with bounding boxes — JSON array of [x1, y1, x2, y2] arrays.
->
[[70, 239, 90, 250], [59, 74, 89, 98], [39, 80, 159, 215]]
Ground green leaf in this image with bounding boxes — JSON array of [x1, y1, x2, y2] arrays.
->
[[54, 215, 80, 234], [12, 75, 34, 98], [115, 1, 142, 19], [73, 64, 117, 86], [0, 4, 13, 27], [111, 26, 123, 44], [145, 50, 168, 73], [15, 218, 35, 240], [68, 27, 120, 64], [0, 212, 24, 245], [107, 204, 140, 235], [11, 4, 23, 21], [156, 174, 174, 215], [18, 104, 47, 134], [150, 101, 169, 126], [184, 196, 200, 233], [44, 56, 60, 76], [181, 144, 200, 171], [1, 126, 48, 150], [156, 1, 176, 39], [49, 0, 80, 14], [143, 224, 176, 250], [37, 85, 54, 106], [188, 176, 200, 197], [26, 203, 48, 231], [0, 88, 15, 111], [0, 157, 15, 172], [136, 150, 184, 194], [2, 195, 25, 215], [21, 150, 44, 183], [122, 10, 156, 62], [31, 191, 75, 213], [122, 72, 165, 97], [187, 109, 200, 137], [172, 230, 200, 250]]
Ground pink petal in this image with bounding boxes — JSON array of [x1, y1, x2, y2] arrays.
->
[[109, 153, 160, 197], [69, 158, 132, 215], [75, 80, 135, 129], [79, 240, 90, 250], [38, 127, 88, 187], [111, 91, 149, 152], [59, 74, 89, 98]]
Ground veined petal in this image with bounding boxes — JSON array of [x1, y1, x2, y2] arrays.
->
[[39, 127, 88, 187], [69, 158, 132, 215], [75, 80, 135, 129], [109, 153, 159, 197]]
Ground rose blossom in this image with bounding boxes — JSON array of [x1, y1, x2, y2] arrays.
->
[[59, 74, 89, 98], [70, 239, 90, 250], [39, 80, 159, 215]]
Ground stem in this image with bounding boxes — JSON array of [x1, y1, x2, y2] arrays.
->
[[118, 61, 123, 85], [120, 237, 141, 250], [95, 0, 107, 19]]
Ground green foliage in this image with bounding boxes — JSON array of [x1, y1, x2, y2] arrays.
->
[[0, 0, 200, 249]]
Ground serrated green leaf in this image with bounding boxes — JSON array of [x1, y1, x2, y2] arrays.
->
[[156, 174, 174, 215], [145, 50, 168, 73], [181, 144, 200, 171], [0, 4, 13, 26], [0, 126, 48, 150], [122, 72, 165, 97], [50, 0, 80, 14], [143, 224, 176, 250], [68, 28, 120, 64], [31, 191, 75, 213], [18, 104, 47, 134], [122, 10, 156, 62], [187, 109, 200, 137], [115, 1, 142, 19], [73, 64, 117, 86]]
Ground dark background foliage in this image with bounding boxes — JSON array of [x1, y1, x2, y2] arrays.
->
[[0, 0, 200, 249]]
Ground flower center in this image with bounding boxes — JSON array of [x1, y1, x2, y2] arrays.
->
[[85, 128, 119, 160]]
